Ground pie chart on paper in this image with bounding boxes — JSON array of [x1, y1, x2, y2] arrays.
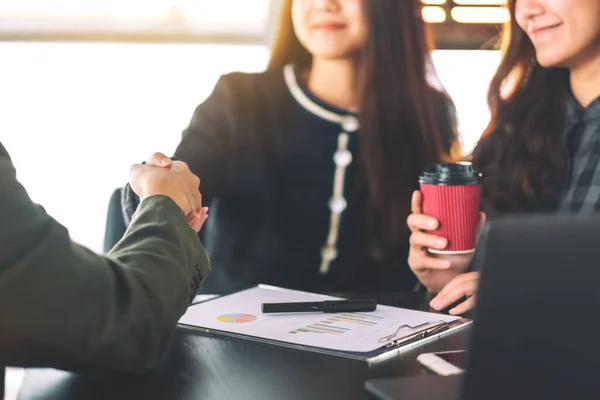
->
[[216, 313, 257, 323]]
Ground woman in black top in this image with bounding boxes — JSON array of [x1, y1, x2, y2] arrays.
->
[[408, 0, 600, 314], [125, 0, 461, 294]]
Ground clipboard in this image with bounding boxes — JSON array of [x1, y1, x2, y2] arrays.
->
[[177, 285, 472, 363]]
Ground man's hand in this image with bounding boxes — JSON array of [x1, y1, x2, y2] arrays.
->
[[129, 153, 207, 232], [139, 152, 208, 232], [145, 152, 175, 168]]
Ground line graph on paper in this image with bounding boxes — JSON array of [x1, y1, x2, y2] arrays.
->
[[288, 312, 384, 336]]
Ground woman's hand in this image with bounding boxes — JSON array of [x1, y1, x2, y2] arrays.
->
[[429, 271, 479, 315], [407, 190, 480, 292]]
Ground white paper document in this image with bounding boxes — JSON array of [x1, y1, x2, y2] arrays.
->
[[179, 285, 461, 353]]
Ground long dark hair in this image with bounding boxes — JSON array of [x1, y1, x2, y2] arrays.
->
[[268, 0, 461, 252], [472, 0, 570, 214]]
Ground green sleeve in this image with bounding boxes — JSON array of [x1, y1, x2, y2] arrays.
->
[[0, 143, 210, 373]]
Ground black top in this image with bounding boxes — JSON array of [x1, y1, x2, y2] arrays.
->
[[123, 64, 451, 294], [171, 65, 418, 294]]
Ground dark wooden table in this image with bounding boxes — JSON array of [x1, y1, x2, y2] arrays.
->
[[17, 292, 470, 400]]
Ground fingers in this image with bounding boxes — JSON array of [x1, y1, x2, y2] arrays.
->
[[170, 160, 190, 172], [433, 272, 477, 305], [407, 192, 450, 277], [146, 152, 172, 167], [132, 157, 203, 217], [449, 296, 476, 316], [411, 191, 422, 214], [407, 190, 440, 235], [173, 161, 200, 211], [129, 163, 142, 181], [189, 217, 204, 233], [429, 272, 479, 311], [199, 207, 209, 229], [478, 212, 487, 233], [407, 213, 439, 232], [408, 250, 452, 271], [410, 231, 447, 251], [189, 188, 202, 213], [128, 163, 147, 196], [187, 214, 203, 233], [187, 207, 209, 232]]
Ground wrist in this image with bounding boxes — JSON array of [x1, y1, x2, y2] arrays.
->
[[142, 186, 188, 214]]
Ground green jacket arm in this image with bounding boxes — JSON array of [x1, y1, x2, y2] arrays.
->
[[0, 143, 210, 373]]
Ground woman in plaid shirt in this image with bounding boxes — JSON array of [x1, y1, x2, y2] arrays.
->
[[408, 0, 600, 314]]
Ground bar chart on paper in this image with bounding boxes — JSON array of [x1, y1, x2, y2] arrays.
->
[[289, 312, 385, 335], [179, 286, 464, 353]]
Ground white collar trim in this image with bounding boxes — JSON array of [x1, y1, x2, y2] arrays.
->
[[283, 64, 346, 124]]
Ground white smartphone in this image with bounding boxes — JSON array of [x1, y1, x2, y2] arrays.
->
[[416, 350, 468, 376]]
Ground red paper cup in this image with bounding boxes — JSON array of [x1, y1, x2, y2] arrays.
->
[[419, 163, 482, 254]]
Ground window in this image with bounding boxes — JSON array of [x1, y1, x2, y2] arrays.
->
[[0, 41, 270, 252], [0, 0, 509, 49], [0, 0, 272, 42]]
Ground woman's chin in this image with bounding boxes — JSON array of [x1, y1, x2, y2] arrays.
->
[[307, 46, 361, 62]]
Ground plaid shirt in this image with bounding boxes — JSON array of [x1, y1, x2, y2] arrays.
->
[[558, 94, 600, 215]]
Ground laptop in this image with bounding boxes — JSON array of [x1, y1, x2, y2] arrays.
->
[[366, 214, 600, 400]]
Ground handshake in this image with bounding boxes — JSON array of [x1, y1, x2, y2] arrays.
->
[[129, 152, 208, 232]]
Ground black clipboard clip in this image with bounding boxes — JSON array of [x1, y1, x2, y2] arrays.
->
[[378, 320, 449, 348]]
